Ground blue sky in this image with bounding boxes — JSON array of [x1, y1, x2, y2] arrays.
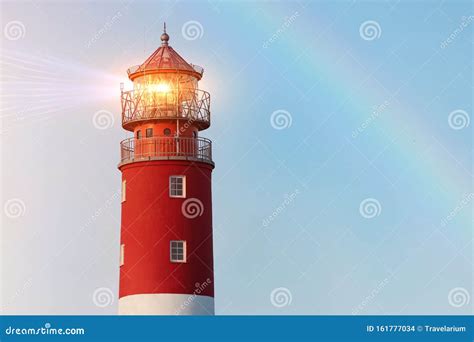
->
[[1, 0, 472, 314]]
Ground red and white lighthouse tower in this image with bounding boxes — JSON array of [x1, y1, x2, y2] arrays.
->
[[118, 25, 214, 315]]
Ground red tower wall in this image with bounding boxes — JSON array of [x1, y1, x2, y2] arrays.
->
[[119, 160, 214, 299]]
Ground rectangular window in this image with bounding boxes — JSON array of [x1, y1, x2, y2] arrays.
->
[[170, 240, 186, 263], [169, 176, 186, 198], [120, 244, 125, 266], [136, 130, 141, 139], [146, 128, 153, 138], [121, 180, 126, 203]]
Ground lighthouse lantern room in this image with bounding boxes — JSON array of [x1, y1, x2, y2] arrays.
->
[[118, 24, 215, 315]]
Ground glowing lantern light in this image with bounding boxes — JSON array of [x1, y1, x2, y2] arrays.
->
[[147, 82, 171, 93]]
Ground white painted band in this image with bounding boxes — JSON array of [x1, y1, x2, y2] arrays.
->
[[119, 293, 215, 315]]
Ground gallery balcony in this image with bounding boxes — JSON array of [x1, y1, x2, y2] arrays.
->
[[119, 136, 213, 166]]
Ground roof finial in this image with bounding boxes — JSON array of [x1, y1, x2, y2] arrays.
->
[[161, 22, 169, 46]]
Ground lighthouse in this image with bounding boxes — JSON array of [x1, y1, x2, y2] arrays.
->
[[117, 25, 215, 315]]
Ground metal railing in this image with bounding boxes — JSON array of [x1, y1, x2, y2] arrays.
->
[[120, 136, 213, 165], [121, 88, 210, 130]]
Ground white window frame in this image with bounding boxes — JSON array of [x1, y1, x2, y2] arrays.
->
[[169, 176, 186, 198], [120, 244, 125, 266], [170, 240, 186, 263], [121, 180, 126, 203]]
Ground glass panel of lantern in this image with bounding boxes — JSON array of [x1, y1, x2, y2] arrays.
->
[[133, 74, 198, 118]]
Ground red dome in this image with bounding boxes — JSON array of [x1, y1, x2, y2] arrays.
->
[[127, 31, 203, 81]]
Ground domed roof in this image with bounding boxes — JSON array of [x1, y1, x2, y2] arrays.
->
[[127, 24, 203, 81]]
